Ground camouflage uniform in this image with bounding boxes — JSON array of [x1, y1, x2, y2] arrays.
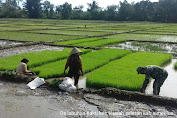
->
[[137, 65, 168, 95]]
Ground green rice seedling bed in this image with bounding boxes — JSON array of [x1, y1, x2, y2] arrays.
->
[[132, 30, 177, 36], [26, 29, 110, 36], [0, 48, 91, 71], [31, 49, 131, 78], [87, 52, 172, 90], [68, 27, 118, 33], [0, 26, 26, 31], [75, 39, 126, 47], [54, 38, 103, 45], [0, 32, 81, 42], [105, 33, 177, 42]]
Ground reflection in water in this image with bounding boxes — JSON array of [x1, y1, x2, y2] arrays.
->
[[107, 41, 177, 53], [79, 59, 177, 98], [146, 59, 177, 98], [0, 40, 22, 47], [78, 74, 88, 89]]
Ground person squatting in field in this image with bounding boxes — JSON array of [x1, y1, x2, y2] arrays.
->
[[64, 47, 83, 86], [136, 65, 168, 95], [16, 58, 35, 75]]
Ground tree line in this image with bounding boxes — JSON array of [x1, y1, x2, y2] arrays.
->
[[0, 0, 177, 23]]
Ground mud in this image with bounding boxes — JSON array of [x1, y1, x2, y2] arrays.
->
[[0, 80, 177, 118], [0, 40, 22, 48], [0, 44, 64, 58]]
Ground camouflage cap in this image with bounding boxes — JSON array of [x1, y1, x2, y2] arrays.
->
[[136, 66, 145, 74]]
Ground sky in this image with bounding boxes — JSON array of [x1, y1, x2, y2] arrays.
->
[[47, 0, 159, 10]]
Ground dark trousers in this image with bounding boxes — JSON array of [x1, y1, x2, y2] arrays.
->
[[153, 71, 168, 95], [153, 78, 166, 95], [68, 72, 80, 86]]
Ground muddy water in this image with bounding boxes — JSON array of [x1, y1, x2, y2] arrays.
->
[[107, 41, 177, 54], [78, 59, 177, 99], [0, 44, 64, 58], [0, 40, 22, 47], [146, 59, 177, 98], [1, 80, 176, 118]]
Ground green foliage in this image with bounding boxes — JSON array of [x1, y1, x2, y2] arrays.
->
[[25, 0, 42, 18], [0, 31, 81, 42], [75, 39, 126, 47], [55, 38, 126, 47], [0, 48, 91, 71], [28, 30, 109, 36], [49, 79, 62, 88], [1, 70, 16, 77], [54, 38, 103, 45], [31, 49, 131, 78], [87, 52, 172, 91]]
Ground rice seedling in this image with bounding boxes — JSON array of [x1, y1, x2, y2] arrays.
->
[[87, 52, 172, 91], [26, 30, 111, 36], [54, 38, 103, 45], [31, 49, 131, 78], [0, 48, 91, 71], [75, 39, 126, 47], [131, 42, 168, 52], [0, 31, 81, 42]]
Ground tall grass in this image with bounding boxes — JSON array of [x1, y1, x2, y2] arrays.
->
[[87, 52, 172, 91]]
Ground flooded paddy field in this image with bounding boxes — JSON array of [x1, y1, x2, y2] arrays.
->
[[1, 40, 177, 117], [146, 59, 177, 98], [0, 80, 177, 118], [0, 43, 64, 58], [0, 40, 22, 48], [107, 41, 177, 54]]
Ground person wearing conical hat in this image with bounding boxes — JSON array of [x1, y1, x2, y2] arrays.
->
[[136, 65, 168, 95], [64, 47, 83, 86]]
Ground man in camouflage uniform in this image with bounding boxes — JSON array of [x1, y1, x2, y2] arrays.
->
[[136, 65, 168, 95]]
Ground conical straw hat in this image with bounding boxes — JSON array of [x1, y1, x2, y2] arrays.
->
[[69, 47, 82, 56]]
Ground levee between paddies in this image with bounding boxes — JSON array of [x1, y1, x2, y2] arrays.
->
[[31, 49, 131, 79], [0, 48, 91, 71], [55, 38, 126, 47], [87, 52, 172, 91]]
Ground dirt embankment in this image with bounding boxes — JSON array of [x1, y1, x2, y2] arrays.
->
[[0, 72, 177, 118]]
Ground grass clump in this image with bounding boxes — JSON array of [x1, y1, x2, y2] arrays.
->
[[87, 52, 172, 91]]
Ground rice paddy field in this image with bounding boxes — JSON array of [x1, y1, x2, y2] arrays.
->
[[87, 52, 172, 91], [0, 18, 176, 92]]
